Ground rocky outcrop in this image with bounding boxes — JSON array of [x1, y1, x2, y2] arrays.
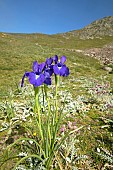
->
[[68, 16, 113, 39], [76, 43, 113, 66]]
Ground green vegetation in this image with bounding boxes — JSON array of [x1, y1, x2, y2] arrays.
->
[[0, 32, 113, 169], [0, 32, 113, 97]]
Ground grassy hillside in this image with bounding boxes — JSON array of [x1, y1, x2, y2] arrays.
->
[[0, 32, 113, 97], [0, 31, 113, 169]]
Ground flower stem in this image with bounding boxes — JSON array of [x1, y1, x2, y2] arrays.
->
[[55, 75, 59, 122], [44, 84, 51, 157], [34, 87, 43, 141]]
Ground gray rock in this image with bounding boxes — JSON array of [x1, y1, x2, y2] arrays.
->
[[103, 66, 112, 73]]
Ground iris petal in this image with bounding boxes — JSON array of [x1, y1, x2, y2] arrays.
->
[[34, 74, 45, 87], [44, 71, 51, 78], [45, 65, 53, 77], [39, 62, 45, 73], [64, 67, 70, 76], [53, 55, 58, 64], [59, 65, 67, 76], [53, 65, 60, 75], [32, 61, 39, 72], [28, 72, 36, 85], [44, 77, 51, 85], [60, 56, 66, 64], [46, 57, 53, 65], [21, 72, 29, 87], [28, 72, 45, 87], [60, 66, 70, 76]]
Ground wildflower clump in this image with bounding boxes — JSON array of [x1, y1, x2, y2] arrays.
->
[[21, 55, 69, 87], [3, 55, 83, 170]]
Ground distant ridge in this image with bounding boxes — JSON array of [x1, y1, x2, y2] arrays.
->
[[1, 16, 113, 39], [65, 16, 113, 39]]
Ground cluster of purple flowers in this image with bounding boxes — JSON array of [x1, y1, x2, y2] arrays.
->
[[21, 55, 70, 87]]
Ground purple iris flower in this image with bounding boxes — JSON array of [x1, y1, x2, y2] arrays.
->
[[45, 57, 54, 77], [53, 56, 70, 77], [46, 57, 53, 66], [21, 61, 51, 87], [29, 72, 45, 87]]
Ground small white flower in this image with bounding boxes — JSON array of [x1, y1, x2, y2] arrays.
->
[[18, 152, 27, 157], [97, 147, 100, 153], [29, 140, 33, 144]]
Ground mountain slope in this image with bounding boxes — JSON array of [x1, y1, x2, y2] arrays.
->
[[64, 16, 113, 39], [0, 16, 113, 97]]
